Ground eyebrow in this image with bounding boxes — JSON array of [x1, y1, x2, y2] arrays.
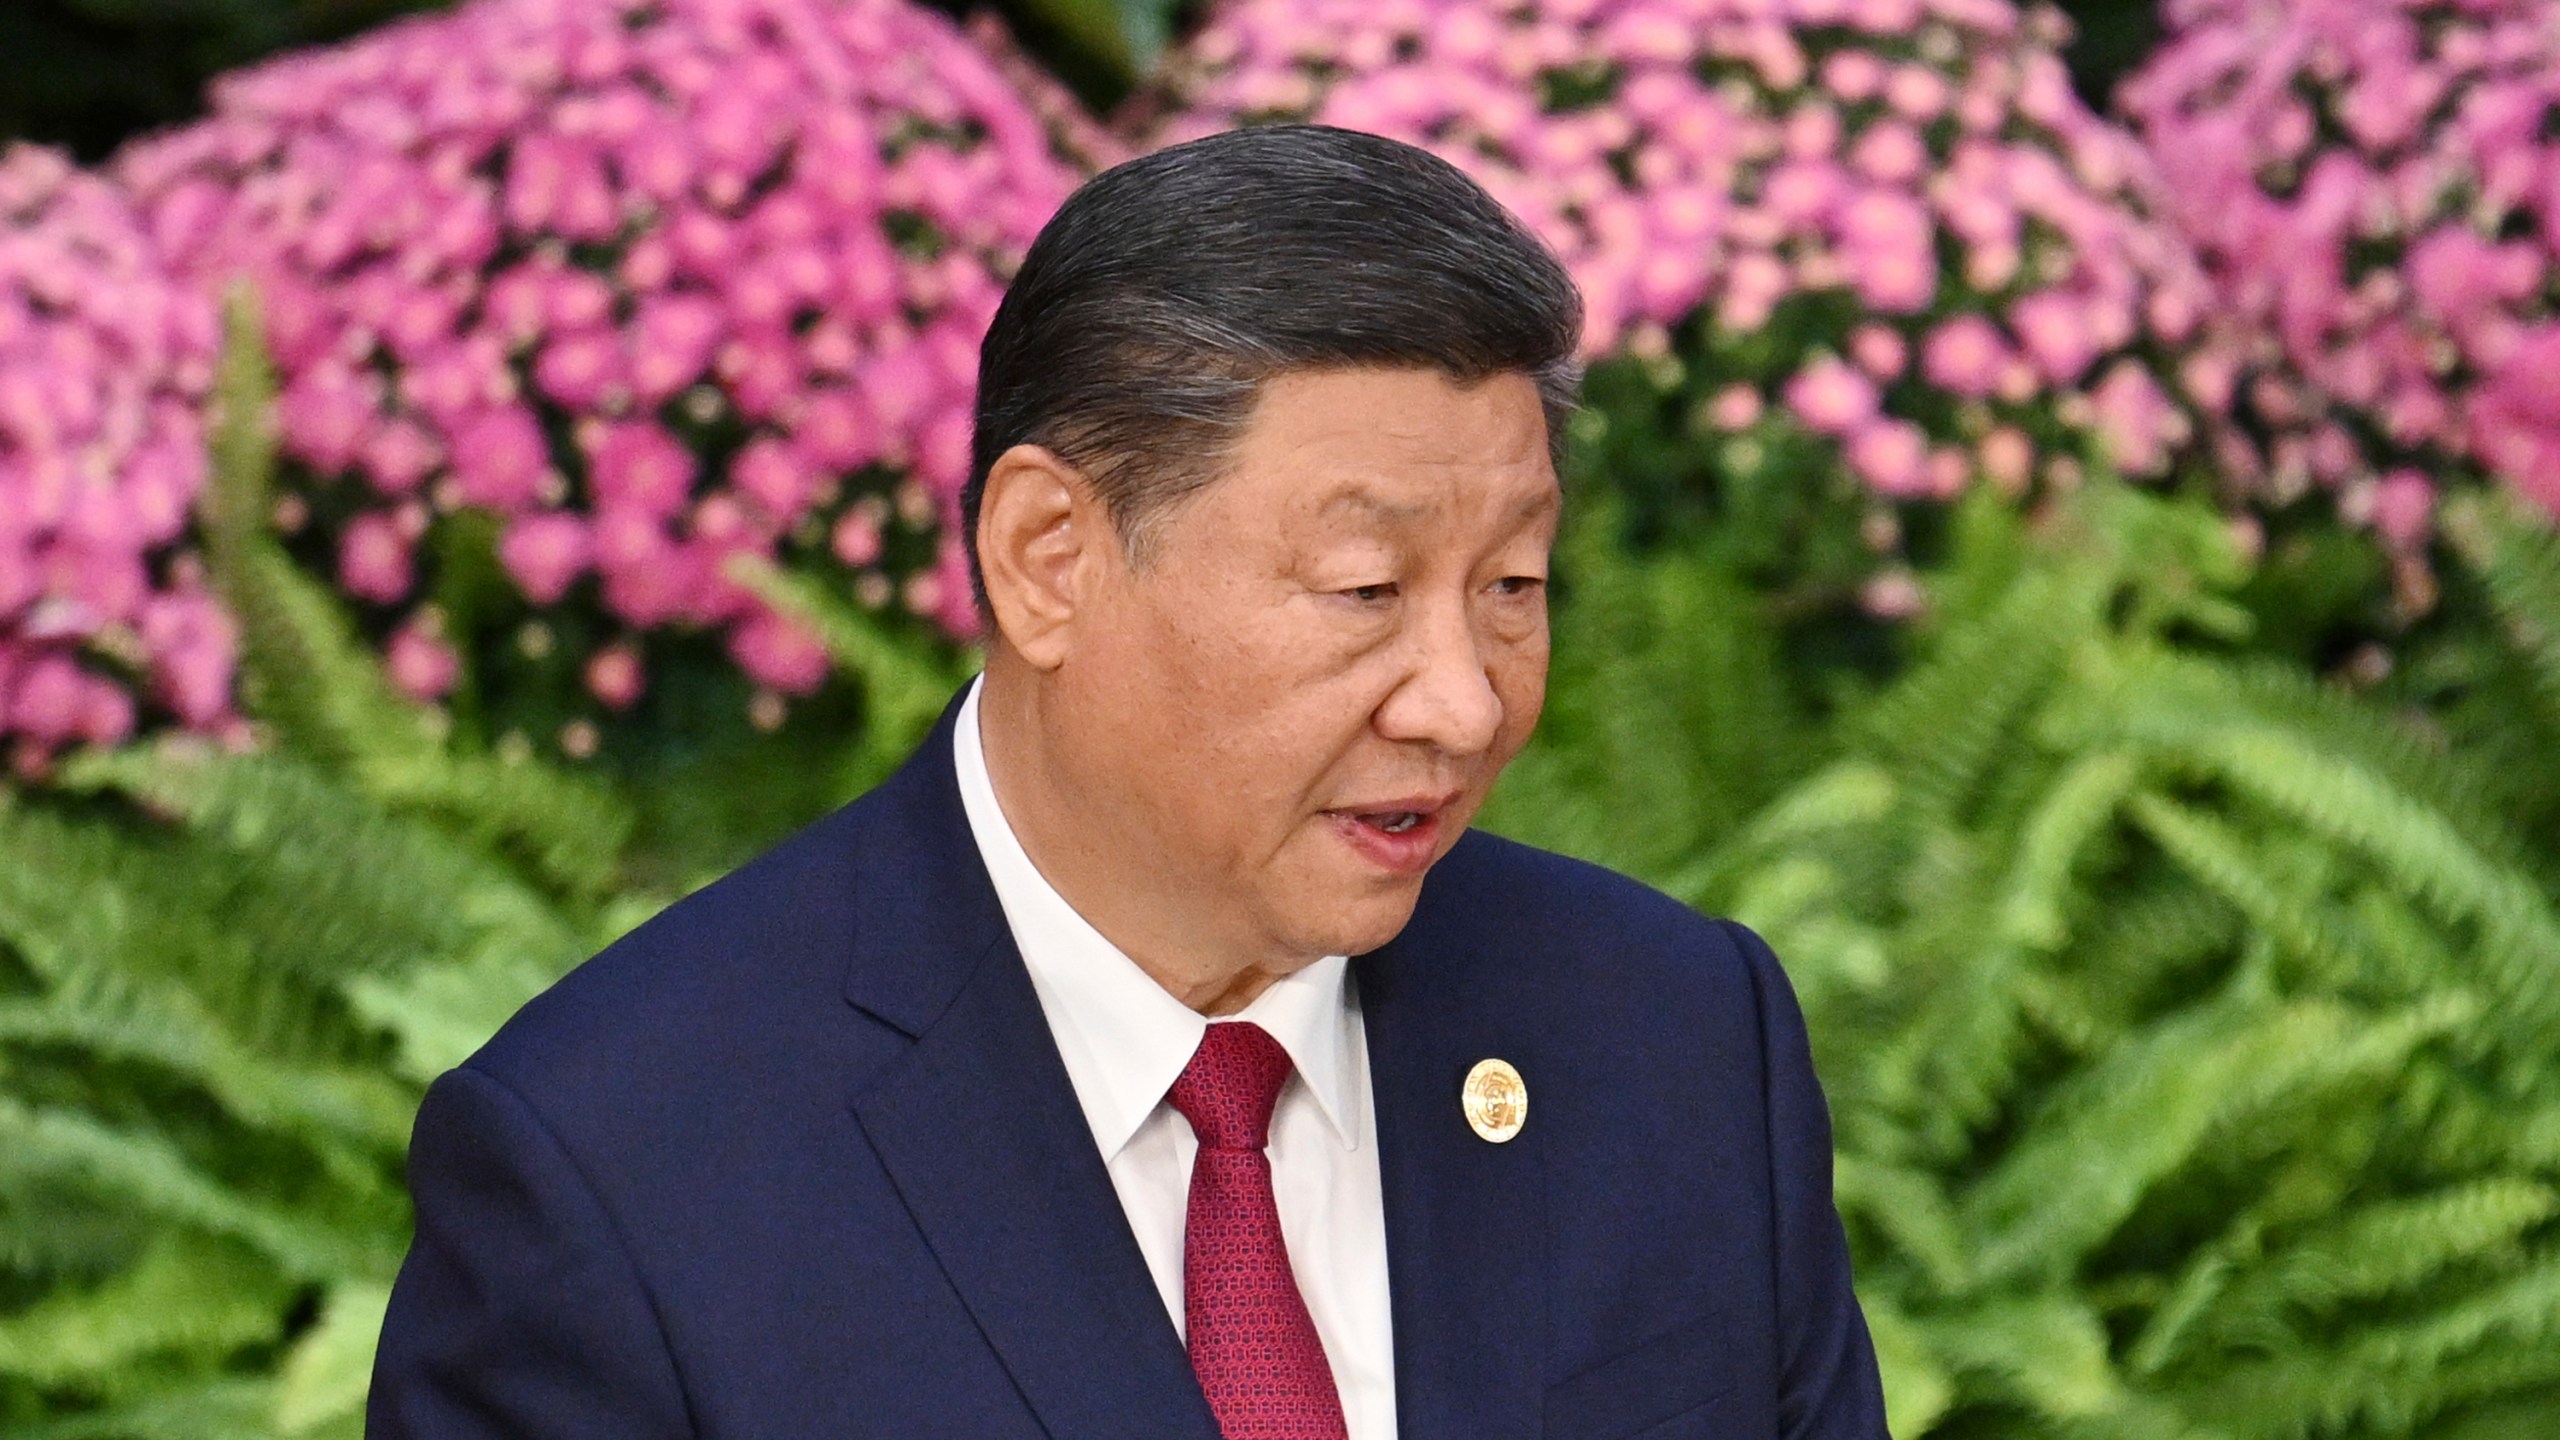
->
[[1314, 486, 1559, 526], [1316, 489, 1428, 524]]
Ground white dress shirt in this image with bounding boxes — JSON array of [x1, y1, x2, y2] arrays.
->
[[953, 678, 1399, 1439]]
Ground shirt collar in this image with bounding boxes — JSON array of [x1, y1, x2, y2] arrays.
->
[[952, 677, 1361, 1160]]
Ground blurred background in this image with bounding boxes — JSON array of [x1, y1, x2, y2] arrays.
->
[[2, 0, 2555, 1435]]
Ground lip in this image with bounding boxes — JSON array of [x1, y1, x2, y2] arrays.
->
[[1324, 792, 1462, 877]]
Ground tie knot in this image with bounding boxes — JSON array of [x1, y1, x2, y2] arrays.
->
[[1167, 1022, 1295, 1151]]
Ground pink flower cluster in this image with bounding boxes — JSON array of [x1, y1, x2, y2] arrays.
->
[[1149, 0, 2216, 507], [2124, 0, 2560, 542], [116, 0, 1091, 733], [0, 144, 236, 776]]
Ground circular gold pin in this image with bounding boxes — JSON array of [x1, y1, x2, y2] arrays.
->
[[1462, 1057, 1527, 1143]]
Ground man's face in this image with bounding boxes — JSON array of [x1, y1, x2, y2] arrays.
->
[[1048, 366, 1558, 969]]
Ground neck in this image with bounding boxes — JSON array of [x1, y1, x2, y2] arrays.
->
[[975, 660, 1303, 1016]]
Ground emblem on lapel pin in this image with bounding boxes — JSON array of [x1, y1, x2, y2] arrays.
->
[[1462, 1058, 1527, 1143]]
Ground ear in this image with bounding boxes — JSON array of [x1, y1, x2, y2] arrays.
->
[[976, 443, 1111, 670]]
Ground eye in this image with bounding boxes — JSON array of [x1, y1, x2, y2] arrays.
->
[[1489, 575, 1546, 598], [1343, 582, 1399, 603]]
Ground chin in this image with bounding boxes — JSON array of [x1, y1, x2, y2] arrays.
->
[[1289, 883, 1428, 961]]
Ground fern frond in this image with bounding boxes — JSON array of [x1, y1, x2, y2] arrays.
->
[[0, 1235, 286, 1389], [1911, 1293, 2122, 1422], [60, 745, 587, 994], [1835, 1155, 1969, 1293], [1955, 993, 2253, 1287], [1853, 567, 2089, 828], [2185, 1255, 2560, 1439], [0, 799, 360, 1063], [7, 1377, 280, 1440], [0, 1098, 386, 1281], [0, 989, 413, 1155], [2127, 794, 2394, 991], [2442, 491, 2560, 728], [2177, 731, 2560, 1038], [2206, 1180, 2558, 1343], [1993, 750, 2145, 952], [727, 558, 976, 798], [271, 1281, 388, 1436], [201, 291, 631, 895], [1856, 1294, 1956, 1440]]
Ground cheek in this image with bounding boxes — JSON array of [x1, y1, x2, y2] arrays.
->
[[1490, 634, 1551, 756]]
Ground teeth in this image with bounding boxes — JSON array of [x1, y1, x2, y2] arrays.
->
[[1379, 812, 1421, 834]]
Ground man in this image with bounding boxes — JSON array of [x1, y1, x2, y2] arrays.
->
[[370, 125, 1887, 1439]]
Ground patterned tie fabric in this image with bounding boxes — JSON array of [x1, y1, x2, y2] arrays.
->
[[1165, 1022, 1351, 1440]]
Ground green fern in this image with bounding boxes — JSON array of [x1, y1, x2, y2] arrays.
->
[[1495, 480, 2560, 1439], [0, 307, 667, 1434], [0, 280, 992, 1437]]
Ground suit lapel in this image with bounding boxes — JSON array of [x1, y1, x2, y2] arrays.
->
[[1359, 926, 1549, 1440], [840, 700, 1220, 1440]]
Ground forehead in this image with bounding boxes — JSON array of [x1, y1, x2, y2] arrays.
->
[[1219, 367, 1559, 520]]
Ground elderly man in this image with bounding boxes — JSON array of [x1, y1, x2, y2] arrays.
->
[[370, 125, 1886, 1439]]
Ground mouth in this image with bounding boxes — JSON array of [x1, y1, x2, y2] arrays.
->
[[1324, 793, 1463, 875]]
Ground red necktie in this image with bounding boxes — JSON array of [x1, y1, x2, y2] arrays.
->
[[1165, 1022, 1351, 1440]]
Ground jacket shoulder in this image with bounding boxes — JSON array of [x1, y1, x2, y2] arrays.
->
[[1421, 827, 1761, 980], [457, 786, 895, 1107]]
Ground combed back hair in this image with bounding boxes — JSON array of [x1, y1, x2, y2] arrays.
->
[[964, 124, 1585, 604]]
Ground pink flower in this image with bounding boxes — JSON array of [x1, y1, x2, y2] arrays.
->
[[1981, 426, 2035, 496], [534, 328, 623, 411], [728, 608, 831, 694], [1150, 0, 2215, 610], [583, 642, 645, 710], [0, 143, 229, 759], [137, 588, 236, 726], [1835, 190, 1936, 313], [2010, 291, 2100, 384], [1706, 383, 1765, 431], [1882, 65, 1949, 123], [8, 653, 93, 746], [277, 363, 379, 474], [1922, 316, 2010, 398], [2468, 327, 2560, 516], [447, 407, 550, 510], [2089, 361, 2181, 478], [499, 512, 592, 604], [386, 621, 460, 701], [2124, 0, 2560, 528], [2373, 468, 2435, 550], [732, 436, 825, 525], [1819, 51, 1885, 103], [362, 419, 442, 495], [112, 0, 1077, 741], [1783, 355, 1881, 436], [1846, 419, 1931, 496], [628, 292, 727, 405], [1849, 122, 1928, 185], [1848, 324, 1907, 380], [338, 510, 415, 604], [587, 421, 696, 518]]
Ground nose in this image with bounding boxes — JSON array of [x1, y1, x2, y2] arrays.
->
[[1373, 597, 1504, 758]]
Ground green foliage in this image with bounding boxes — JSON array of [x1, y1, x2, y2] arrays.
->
[[0, 314, 969, 1434], [1488, 482, 2560, 1438], [8, 280, 2555, 1437]]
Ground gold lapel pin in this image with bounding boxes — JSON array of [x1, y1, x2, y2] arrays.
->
[[1462, 1057, 1527, 1143]]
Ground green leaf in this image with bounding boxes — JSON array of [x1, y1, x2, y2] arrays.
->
[[273, 1281, 390, 1435]]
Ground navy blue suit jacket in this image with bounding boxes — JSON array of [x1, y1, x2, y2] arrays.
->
[[369, 699, 1887, 1438]]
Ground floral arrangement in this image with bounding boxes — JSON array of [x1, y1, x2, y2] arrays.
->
[[1146, 0, 2221, 574], [2123, 0, 2560, 559], [0, 144, 234, 775], [115, 0, 1092, 747]]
